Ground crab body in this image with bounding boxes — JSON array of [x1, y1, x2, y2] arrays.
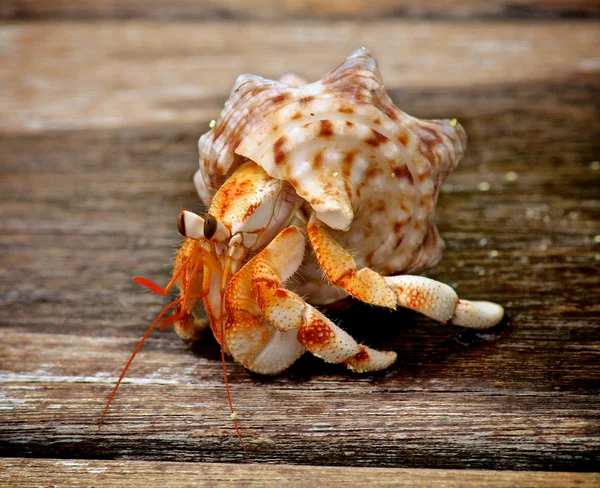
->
[[167, 49, 503, 375]]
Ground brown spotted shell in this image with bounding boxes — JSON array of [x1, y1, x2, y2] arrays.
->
[[195, 48, 466, 278]]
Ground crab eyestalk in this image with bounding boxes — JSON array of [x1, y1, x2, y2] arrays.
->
[[178, 210, 204, 239], [178, 210, 231, 242], [204, 214, 230, 241]]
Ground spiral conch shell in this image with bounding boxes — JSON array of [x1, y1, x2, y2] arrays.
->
[[195, 48, 466, 278]]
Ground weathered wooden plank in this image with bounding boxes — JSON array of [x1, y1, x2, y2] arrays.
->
[[1, 0, 599, 20], [1, 459, 599, 488], [0, 66, 598, 470], [1, 21, 599, 132]]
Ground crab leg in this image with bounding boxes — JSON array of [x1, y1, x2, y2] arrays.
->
[[383, 276, 503, 329], [232, 226, 397, 373], [307, 214, 504, 329], [306, 215, 398, 309], [223, 228, 304, 374]]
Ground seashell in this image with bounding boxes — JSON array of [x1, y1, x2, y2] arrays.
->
[[195, 48, 466, 277]]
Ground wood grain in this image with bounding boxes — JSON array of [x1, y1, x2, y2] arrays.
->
[[2, 459, 599, 487], [0, 16, 599, 479], [1, 0, 599, 20], [1, 21, 599, 133]]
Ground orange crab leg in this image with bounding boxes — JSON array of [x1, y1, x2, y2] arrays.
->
[[307, 213, 504, 328], [306, 213, 397, 308]]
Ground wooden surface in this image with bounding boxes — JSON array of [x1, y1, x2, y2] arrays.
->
[[1, 459, 599, 488], [1, 2, 599, 486], [2, 0, 600, 20]]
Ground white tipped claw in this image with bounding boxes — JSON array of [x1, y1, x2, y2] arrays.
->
[[452, 300, 504, 329], [178, 210, 205, 239]]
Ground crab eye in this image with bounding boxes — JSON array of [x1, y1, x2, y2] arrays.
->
[[204, 215, 218, 240], [177, 211, 186, 237]]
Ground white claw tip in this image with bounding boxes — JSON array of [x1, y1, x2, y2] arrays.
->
[[453, 300, 504, 329]]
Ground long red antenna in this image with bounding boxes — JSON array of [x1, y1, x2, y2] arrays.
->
[[103, 239, 248, 457], [134, 252, 194, 296], [133, 245, 220, 297], [219, 254, 249, 458], [98, 297, 182, 431]]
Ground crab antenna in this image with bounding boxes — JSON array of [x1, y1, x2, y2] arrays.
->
[[219, 252, 249, 458], [98, 297, 183, 431], [134, 250, 196, 296], [157, 257, 204, 331]]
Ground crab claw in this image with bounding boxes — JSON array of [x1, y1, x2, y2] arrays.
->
[[225, 226, 397, 375]]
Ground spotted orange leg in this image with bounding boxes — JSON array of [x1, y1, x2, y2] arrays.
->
[[306, 213, 504, 330], [224, 226, 397, 375]]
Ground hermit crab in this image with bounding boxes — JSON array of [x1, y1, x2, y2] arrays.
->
[[100, 49, 503, 447]]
